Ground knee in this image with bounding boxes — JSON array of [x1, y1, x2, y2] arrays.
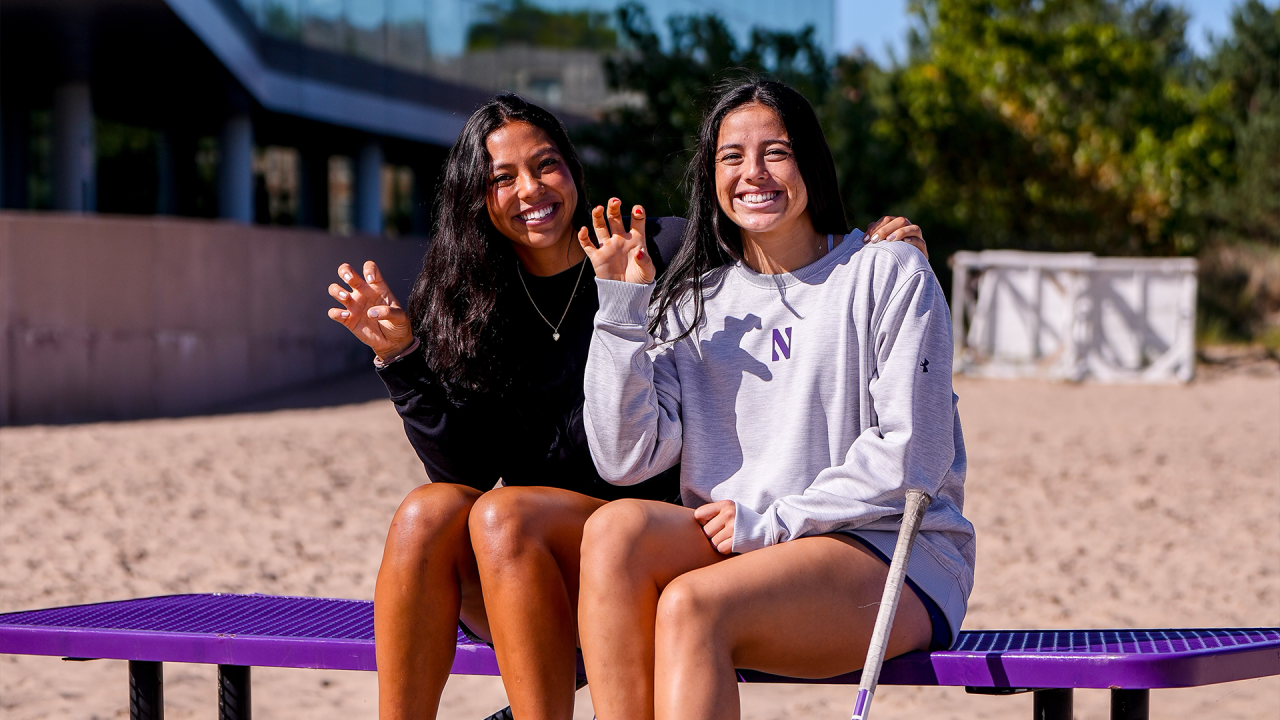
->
[[580, 499, 656, 581], [655, 576, 725, 642], [468, 487, 545, 561], [384, 482, 478, 558]]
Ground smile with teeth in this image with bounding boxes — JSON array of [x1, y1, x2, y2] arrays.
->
[[737, 191, 780, 205], [518, 203, 558, 222]]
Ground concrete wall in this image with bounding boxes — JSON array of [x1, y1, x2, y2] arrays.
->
[[0, 212, 428, 425]]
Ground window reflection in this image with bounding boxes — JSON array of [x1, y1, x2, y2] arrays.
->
[[234, 0, 833, 113]]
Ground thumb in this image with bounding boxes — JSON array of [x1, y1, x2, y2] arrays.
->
[[368, 304, 409, 328], [633, 246, 656, 284], [578, 226, 598, 254]]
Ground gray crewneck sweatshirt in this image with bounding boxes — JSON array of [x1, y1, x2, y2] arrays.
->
[[584, 230, 976, 643]]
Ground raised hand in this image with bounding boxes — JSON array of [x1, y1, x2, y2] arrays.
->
[[864, 216, 929, 260], [327, 260, 414, 362], [578, 198, 656, 284]]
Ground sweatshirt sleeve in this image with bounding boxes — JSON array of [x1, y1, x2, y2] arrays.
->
[[732, 263, 958, 553], [583, 278, 684, 485], [376, 349, 501, 492]]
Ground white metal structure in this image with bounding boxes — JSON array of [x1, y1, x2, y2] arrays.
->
[[950, 251, 1198, 383]]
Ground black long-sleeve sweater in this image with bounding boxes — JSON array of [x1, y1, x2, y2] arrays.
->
[[376, 217, 686, 501]]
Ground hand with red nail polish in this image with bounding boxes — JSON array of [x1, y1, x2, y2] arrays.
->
[[577, 198, 656, 284]]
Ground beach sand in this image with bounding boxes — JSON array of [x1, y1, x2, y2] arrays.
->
[[2, 367, 1277, 719]]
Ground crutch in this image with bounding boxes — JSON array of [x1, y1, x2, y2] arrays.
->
[[850, 489, 932, 720]]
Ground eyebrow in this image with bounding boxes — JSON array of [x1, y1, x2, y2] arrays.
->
[[490, 146, 560, 173], [716, 139, 792, 153]]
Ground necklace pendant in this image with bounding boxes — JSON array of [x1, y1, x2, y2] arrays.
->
[[552, 332, 560, 341]]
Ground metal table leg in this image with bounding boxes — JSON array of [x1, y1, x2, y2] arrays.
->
[[1111, 689, 1149, 720], [129, 660, 163, 720], [218, 665, 252, 720], [1033, 688, 1073, 720]]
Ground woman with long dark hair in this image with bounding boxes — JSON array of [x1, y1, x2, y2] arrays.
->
[[327, 93, 928, 720], [576, 80, 975, 720]]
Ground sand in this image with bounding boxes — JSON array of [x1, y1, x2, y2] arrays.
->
[[2, 366, 1277, 719]]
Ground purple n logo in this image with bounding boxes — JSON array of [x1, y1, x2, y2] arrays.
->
[[771, 327, 793, 361]]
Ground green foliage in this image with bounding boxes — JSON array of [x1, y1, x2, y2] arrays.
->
[[573, 3, 828, 217], [262, 1, 301, 39], [1190, 0, 1280, 344], [575, 0, 1274, 340], [876, 0, 1233, 258], [821, 56, 923, 232], [1200, 0, 1280, 247], [467, 0, 617, 51]]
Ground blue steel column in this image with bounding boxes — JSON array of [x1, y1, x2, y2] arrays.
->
[[218, 114, 254, 223], [354, 140, 383, 235], [52, 82, 95, 212]]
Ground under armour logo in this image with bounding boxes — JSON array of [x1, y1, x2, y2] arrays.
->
[[920, 358, 929, 373]]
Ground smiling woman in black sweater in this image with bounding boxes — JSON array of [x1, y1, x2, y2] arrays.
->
[[327, 94, 927, 720]]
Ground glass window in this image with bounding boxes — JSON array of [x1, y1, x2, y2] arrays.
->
[[346, 0, 388, 63], [236, 0, 834, 113]]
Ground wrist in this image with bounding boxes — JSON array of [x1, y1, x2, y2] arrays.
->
[[594, 278, 655, 326], [375, 337, 419, 367]]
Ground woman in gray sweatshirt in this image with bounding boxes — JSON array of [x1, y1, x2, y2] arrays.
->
[[575, 80, 977, 720]]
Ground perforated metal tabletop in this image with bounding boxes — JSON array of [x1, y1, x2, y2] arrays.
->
[[2, 593, 1277, 690]]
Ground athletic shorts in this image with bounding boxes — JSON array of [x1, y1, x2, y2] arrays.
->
[[845, 533, 953, 651], [457, 534, 953, 655]]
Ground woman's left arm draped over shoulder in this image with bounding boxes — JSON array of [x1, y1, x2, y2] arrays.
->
[[733, 251, 961, 553], [582, 279, 684, 485]]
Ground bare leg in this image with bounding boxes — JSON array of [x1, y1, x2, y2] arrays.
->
[[469, 486, 607, 720], [375, 482, 489, 720], [653, 534, 932, 720], [578, 500, 727, 720], [579, 500, 933, 720]]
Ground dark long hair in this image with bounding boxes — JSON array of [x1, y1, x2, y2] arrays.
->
[[651, 79, 849, 337], [408, 94, 591, 393]]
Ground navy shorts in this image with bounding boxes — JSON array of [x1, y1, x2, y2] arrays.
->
[[845, 533, 952, 651], [459, 536, 953, 654]]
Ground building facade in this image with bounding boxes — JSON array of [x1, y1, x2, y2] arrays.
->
[[0, 0, 834, 235], [0, 0, 832, 423]]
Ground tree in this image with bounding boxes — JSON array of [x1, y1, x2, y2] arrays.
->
[[467, 0, 617, 51], [1201, 0, 1280, 247], [1194, 0, 1280, 345], [862, 0, 1234, 259], [573, 3, 829, 218]]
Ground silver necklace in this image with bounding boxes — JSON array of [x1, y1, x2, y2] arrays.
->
[[516, 256, 588, 341]]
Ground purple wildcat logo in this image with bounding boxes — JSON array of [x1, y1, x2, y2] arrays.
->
[[772, 327, 793, 361]]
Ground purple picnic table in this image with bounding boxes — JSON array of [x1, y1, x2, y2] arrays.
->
[[2, 593, 1277, 720]]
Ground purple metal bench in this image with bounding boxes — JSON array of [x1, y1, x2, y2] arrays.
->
[[2, 593, 1277, 720]]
